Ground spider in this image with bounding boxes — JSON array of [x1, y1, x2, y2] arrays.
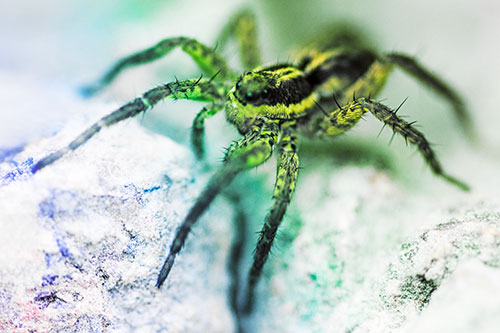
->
[[31, 9, 472, 315]]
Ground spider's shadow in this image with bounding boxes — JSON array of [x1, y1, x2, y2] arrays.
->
[[299, 136, 396, 173]]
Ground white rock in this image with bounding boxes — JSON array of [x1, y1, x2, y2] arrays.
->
[[0, 118, 235, 332]]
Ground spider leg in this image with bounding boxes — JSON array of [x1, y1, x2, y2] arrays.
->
[[341, 98, 470, 191], [156, 118, 279, 288], [216, 9, 261, 69], [313, 96, 368, 138], [32, 79, 224, 173], [82, 37, 234, 97], [308, 96, 469, 190], [299, 59, 393, 138], [385, 52, 476, 141], [243, 122, 299, 313], [191, 103, 225, 159]]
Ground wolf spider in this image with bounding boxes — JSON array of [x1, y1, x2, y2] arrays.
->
[[31, 9, 472, 315]]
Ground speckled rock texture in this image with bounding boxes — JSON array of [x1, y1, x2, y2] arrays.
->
[[0, 119, 235, 332], [248, 166, 500, 333]]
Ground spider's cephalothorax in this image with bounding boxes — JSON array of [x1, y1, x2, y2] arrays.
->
[[227, 66, 316, 133], [31, 9, 473, 316]]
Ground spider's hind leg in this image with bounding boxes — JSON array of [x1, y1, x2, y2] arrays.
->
[[386, 52, 476, 141], [32, 78, 223, 173]]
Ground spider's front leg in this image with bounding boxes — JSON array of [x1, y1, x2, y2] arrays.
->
[[32, 78, 224, 173], [243, 122, 299, 313], [324, 98, 470, 191], [82, 9, 262, 97], [82, 37, 234, 97], [363, 97, 470, 191], [156, 118, 279, 287]]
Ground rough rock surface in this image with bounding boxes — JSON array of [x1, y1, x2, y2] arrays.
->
[[0, 119, 235, 332]]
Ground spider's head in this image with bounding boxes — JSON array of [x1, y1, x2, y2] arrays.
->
[[233, 66, 313, 106], [226, 66, 315, 134], [234, 71, 277, 107]]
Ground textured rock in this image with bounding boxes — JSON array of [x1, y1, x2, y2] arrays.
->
[[249, 168, 500, 332], [0, 118, 235, 332]]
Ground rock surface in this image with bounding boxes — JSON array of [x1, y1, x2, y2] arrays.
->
[[0, 118, 235, 332]]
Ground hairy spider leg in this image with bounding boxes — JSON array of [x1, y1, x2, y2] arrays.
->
[[81, 37, 234, 97], [334, 98, 470, 191], [243, 122, 299, 313], [191, 103, 225, 159], [300, 58, 392, 137], [156, 119, 280, 288], [315, 96, 368, 137], [82, 9, 263, 98], [217, 9, 261, 69], [31, 79, 224, 173], [306, 58, 469, 191], [364, 98, 470, 191], [385, 53, 476, 141]]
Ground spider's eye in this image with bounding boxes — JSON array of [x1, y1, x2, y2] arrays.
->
[[263, 89, 268, 94], [246, 92, 258, 101]]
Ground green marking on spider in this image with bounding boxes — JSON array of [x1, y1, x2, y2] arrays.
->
[[32, 8, 474, 317]]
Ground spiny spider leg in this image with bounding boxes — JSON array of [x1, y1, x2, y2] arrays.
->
[[156, 119, 280, 288], [217, 9, 261, 69], [191, 103, 225, 159], [243, 122, 299, 313], [347, 98, 470, 191], [386, 53, 476, 141], [312, 93, 368, 138], [82, 37, 235, 97], [32, 79, 224, 173]]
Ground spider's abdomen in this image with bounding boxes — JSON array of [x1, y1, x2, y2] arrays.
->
[[226, 65, 317, 133], [300, 48, 376, 96]]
